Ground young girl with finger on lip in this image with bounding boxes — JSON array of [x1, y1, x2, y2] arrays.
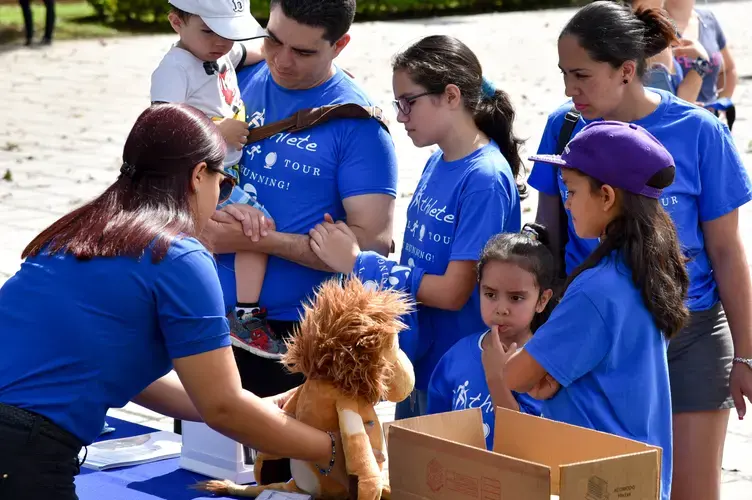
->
[[426, 223, 557, 450], [493, 121, 690, 500]]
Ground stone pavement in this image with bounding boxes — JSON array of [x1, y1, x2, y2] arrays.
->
[[1, 1, 751, 496]]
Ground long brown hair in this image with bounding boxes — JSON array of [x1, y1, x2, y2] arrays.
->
[[392, 35, 527, 198], [22, 103, 226, 262], [564, 170, 690, 339]]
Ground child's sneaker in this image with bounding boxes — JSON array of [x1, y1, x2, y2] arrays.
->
[[228, 309, 286, 359]]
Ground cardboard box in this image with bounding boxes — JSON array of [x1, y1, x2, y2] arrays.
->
[[386, 408, 661, 500]]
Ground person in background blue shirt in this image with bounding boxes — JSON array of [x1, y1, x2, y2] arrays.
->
[[428, 223, 557, 450], [497, 121, 689, 500], [0, 104, 347, 500], [529, 4, 752, 498], [307, 34, 525, 420]]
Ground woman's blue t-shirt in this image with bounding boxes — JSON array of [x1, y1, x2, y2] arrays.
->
[[427, 331, 542, 450], [524, 252, 673, 500], [401, 142, 522, 390], [0, 237, 231, 444], [527, 89, 752, 311]]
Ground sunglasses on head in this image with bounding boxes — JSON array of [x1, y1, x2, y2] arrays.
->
[[217, 170, 238, 205]]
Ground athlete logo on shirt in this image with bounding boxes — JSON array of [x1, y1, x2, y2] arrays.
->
[[249, 110, 266, 128], [452, 380, 493, 440]]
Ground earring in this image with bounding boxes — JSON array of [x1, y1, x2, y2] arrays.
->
[[623, 79, 629, 84]]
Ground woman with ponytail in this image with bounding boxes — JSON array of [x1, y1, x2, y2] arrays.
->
[[528, 2, 752, 499], [308, 35, 525, 420]]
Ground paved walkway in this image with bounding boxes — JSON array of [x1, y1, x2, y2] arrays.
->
[[1, 1, 751, 496]]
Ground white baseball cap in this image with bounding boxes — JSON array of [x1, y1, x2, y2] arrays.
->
[[168, 0, 267, 41]]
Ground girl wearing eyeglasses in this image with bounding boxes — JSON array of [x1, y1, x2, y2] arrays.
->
[[308, 35, 526, 419], [0, 103, 350, 499]]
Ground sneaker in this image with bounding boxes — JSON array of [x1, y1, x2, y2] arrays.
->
[[228, 309, 286, 359]]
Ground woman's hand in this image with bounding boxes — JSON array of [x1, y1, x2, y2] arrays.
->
[[265, 387, 298, 411], [730, 362, 752, 420], [309, 214, 361, 274], [215, 204, 275, 242], [673, 39, 710, 64]]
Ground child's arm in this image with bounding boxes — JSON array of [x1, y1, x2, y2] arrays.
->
[[230, 40, 265, 71], [485, 376, 520, 413]]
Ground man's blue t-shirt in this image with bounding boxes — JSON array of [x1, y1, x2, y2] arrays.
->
[[427, 331, 542, 450], [524, 252, 673, 500], [527, 89, 752, 311], [216, 63, 398, 321], [0, 238, 230, 444], [401, 142, 521, 390]]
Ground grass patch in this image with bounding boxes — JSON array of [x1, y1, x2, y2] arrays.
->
[[0, 2, 121, 44]]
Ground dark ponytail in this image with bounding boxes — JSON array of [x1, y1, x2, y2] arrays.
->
[[564, 1, 679, 77], [478, 223, 559, 332], [563, 170, 690, 338], [476, 88, 526, 199], [392, 35, 527, 198]]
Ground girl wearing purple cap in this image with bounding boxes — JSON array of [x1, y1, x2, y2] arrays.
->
[[485, 120, 688, 500], [527, 2, 752, 498]]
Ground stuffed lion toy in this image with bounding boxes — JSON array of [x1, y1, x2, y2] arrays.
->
[[197, 276, 415, 499]]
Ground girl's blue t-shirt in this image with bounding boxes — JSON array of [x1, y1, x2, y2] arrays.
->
[[528, 89, 752, 312], [427, 331, 542, 450], [524, 252, 673, 500], [0, 237, 231, 444], [401, 142, 522, 390]]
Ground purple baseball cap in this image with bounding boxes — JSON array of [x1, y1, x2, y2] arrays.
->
[[529, 121, 675, 199]]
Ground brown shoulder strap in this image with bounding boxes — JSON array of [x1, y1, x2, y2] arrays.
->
[[247, 104, 388, 144]]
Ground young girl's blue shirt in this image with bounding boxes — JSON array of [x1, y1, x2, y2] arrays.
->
[[523, 252, 673, 500], [401, 142, 522, 390], [0, 237, 230, 444], [427, 331, 542, 450], [527, 89, 752, 312]]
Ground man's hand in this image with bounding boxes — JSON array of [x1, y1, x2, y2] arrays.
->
[[216, 118, 250, 151], [309, 214, 361, 274], [216, 204, 275, 242]]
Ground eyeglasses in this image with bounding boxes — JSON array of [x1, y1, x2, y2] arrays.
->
[[392, 91, 436, 116], [217, 170, 238, 205]]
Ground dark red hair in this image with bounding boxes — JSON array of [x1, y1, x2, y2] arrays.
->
[[22, 103, 226, 262]]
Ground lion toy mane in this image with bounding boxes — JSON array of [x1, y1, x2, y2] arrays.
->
[[197, 276, 416, 499]]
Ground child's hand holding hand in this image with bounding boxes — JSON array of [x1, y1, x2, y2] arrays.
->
[[527, 374, 561, 401], [309, 213, 361, 274], [216, 118, 250, 151]]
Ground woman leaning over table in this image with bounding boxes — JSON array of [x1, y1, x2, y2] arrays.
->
[[0, 103, 348, 500]]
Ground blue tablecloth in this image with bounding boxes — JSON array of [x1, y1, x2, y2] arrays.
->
[[75, 418, 237, 500]]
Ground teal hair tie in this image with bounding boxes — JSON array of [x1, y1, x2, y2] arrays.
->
[[481, 77, 496, 98]]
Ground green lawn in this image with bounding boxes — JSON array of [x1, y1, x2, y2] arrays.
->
[[0, 2, 116, 44]]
